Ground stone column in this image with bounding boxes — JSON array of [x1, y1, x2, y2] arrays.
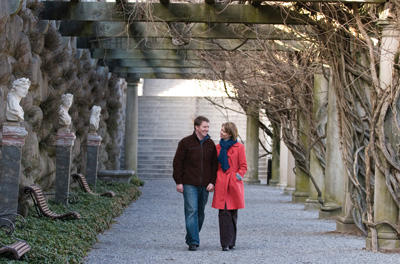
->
[[270, 123, 280, 186], [86, 133, 102, 187], [336, 168, 356, 232], [55, 131, 75, 204], [124, 80, 139, 172], [366, 21, 400, 250], [319, 73, 343, 218], [306, 70, 328, 210], [283, 150, 296, 195], [277, 135, 288, 189], [244, 113, 260, 184], [292, 112, 310, 203], [0, 123, 28, 217]]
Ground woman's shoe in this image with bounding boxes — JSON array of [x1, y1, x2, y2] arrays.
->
[[222, 246, 229, 251]]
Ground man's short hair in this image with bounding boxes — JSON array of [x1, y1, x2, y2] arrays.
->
[[194, 116, 210, 129]]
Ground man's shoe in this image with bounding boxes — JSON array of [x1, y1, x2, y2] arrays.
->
[[222, 246, 229, 251], [229, 246, 235, 250], [188, 244, 197, 251]]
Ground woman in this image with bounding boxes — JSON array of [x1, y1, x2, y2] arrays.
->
[[212, 122, 247, 251]]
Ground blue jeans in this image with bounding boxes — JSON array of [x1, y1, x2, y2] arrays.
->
[[183, 184, 209, 246]]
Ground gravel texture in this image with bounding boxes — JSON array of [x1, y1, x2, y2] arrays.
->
[[85, 179, 400, 264]]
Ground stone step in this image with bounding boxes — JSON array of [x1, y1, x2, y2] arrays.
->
[[137, 161, 173, 166], [138, 163, 173, 169], [137, 173, 173, 179], [138, 155, 174, 161], [138, 167, 173, 173]]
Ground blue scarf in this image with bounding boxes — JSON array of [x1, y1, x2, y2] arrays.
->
[[199, 134, 210, 145], [218, 138, 237, 171]]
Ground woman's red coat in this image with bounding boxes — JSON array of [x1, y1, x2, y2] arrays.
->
[[212, 142, 247, 210]]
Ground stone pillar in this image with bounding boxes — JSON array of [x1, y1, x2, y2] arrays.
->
[[124, 81, 139, 172], [305, 70, 329, 210], [0, 123, 28, 217], [366, 21, 400, 250], [277, 135, 288, 189], [55, 131, 75, 204], [283, 150, 296, 195], [244, 114, 260, 184], [292, 112, 310, 203], [336, 168, 356, 232], [319, 73, 343, 219], [270, 123, 280, 186], [86, 133, 102, 187]]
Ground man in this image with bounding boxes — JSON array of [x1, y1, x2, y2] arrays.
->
[[173, 116, 218, 251]]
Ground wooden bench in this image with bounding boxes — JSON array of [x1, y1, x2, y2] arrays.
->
[[22, 185, 81, 220], [0, 214, 31, 260], [72, 173, 115, 197], [0, 241, 31, 260]]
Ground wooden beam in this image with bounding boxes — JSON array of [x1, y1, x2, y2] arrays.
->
[[119, 72, 211, 81], [59, 21, 293, 39], [40, 2, 306, 24], [77, 37, 271, 51], [111, 67, 212, 74], [91, 49, 201, 60], [99, 59, 204, 68]]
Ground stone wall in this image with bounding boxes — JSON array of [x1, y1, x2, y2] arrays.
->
[[0, 1, 125, 191]]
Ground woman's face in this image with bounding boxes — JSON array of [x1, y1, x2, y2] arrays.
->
[[220, 125, 231, 140]]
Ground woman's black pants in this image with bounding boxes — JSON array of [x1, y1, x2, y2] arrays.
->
[[218, 206, 238, 247]]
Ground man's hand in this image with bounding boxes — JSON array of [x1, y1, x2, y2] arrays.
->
[[176, 184, 184, 193], [206, 183, 215, 192]]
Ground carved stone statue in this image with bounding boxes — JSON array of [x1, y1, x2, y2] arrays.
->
[[89, 105, 101, 133], [58, 93, 73, 132], [6, 78, 31, 122]]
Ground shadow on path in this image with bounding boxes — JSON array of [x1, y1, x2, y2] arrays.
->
[[85, 179, 399, 264]]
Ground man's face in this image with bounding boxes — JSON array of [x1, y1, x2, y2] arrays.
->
[[195, 121, 209, 139]]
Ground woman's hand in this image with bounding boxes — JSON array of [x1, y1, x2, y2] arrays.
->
[[206, 183, 215, 192]]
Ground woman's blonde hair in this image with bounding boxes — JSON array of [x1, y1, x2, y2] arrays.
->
[[222, 122, 238, 141]]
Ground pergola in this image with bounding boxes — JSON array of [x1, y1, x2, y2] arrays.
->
[[35, 0, 386, 180], [38, 0, 383, 80]]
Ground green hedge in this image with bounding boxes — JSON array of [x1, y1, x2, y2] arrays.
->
[[0, 177, 143, 263]]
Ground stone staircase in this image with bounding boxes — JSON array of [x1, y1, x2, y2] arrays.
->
[[137, 96, 268, 181]]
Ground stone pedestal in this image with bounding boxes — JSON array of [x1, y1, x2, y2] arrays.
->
[[336, 213, 356, 233], [86, 133, 102, 187], [98, 170, 135, 183], [0, 123, 28, 217], [55, 131, 75, 204]]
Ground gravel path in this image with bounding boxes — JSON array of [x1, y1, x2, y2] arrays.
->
[[85, 179, 400, 264]]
